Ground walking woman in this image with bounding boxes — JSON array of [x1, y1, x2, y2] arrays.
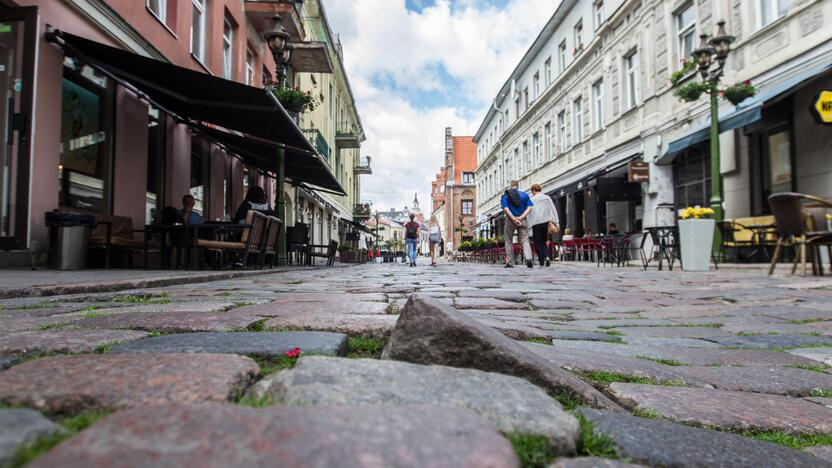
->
[[428, 215, 443, 267], [528, 184, 560, 267]]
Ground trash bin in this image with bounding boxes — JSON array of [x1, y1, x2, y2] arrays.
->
[[45, 211, 96, 270]]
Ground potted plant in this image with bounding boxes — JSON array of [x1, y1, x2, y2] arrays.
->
[[721, 80, 756, 106], [270, 86, 319, 114], [338, 246, 359, 263], [826, 213, 832, 232], [678, 206, 716, 272]]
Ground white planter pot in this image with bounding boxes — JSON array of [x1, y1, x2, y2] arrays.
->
[[678, 219, 715, 272]]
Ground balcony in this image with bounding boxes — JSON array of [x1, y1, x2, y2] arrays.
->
[[353, 202, 372, 219], [290, 42, 333, 73], [353, 156, 372, 175], [245, 1, 305, 42], [301, 128, 329, 161], [336, 123, 361, 149]]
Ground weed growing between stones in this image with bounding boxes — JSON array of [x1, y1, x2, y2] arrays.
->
[[768, 344, 832, 352], [235, 394, 274, 408], [809, 389, 832, 398], [231, 302, 253, 309], [251, 355, 297, 376], [636, 355, 682, 366], [524, 338, 552, 345], [79, 306, 112, 319], [215, 292, 233, 297], [93, 341, 119, 354], [246, 319, 267, 332], [12, 301, 53, 310], [386, 304, 401, 315], [785, 318, 824, 325], [604, 330, 624, 336], [504, 432, 554, 468], [111, 292, 170, 305], [787, 363, 831, 373], [552, 390, 580, 411], [575, 414, 618, 458], [347, 336, 386, 359], [37, 323, 62, 331], [631, 408, 659, 419], [10, 410, 110, 467], [575, 371, 684, 387], [738, 430, 832, 449]]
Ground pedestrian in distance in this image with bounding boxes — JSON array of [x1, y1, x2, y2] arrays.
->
[[501, 180, 534, 268], [428, 215, 443, 267], [404, 214, 420, 267], [528, 184, 560, 267]]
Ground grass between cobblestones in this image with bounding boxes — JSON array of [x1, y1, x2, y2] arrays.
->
[[524, 338, 552, 345], [347, 336, 386, 359], [739, 430, 832, 449], [110, 293, 170, 304], [251, 355, 297, 376], [787, 363, 831, 373], [576, 413, 618, 458], [505, 432, 553, 467], [635, 355, 683, 366], [10, 410, 110, 467], [575, 370, 685, 387]]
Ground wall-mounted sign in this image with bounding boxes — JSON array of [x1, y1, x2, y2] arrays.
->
[[628, 161, 650, 183], [814, 90, 832, 124]]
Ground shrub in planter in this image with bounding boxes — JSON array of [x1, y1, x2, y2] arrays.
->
[[673, 82, 710, 102], [721, 81, 756, 106], [270, 86, 319, 113]]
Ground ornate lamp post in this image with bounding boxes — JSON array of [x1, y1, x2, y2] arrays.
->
[[264, 14, 293, 265], [690, 20, 735, 232]]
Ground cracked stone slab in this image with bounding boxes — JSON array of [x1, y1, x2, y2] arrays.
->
[[236, 300, 389, 316], [0, 330, 148, 357], [70, 311, 263, 333], [250, 356, 580, 455], [30, 404, 520, 468], [788, 348, 832, 366], [382, 294, 624, 411], [109, 331, 348, 357], [0, 409, 65, 467], [577, 408, 831, 468], [607, 383, 832, 434], [670, 365, 832, 396], [0, 354, 258, 413]]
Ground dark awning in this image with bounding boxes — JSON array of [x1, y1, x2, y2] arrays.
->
[[344, 219, 376, 236], [196, 125, 345, 195]]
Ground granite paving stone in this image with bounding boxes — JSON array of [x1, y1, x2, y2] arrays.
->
[[807, 446, 832, 463], [0, 409, 65, 467], [547, 331, 624, 342], [109, 331, 348, 357], [251, 356, 580, 454], [703, 334, 832, 349], [530, 299, 594, 310], [236, 300, 390, 316], [548, 458, 646, 468], [0, 330, 148, 357], [263, 313, 397, 337], [670, 365, 832, 396], [789, 347, 832, 366], [456, 289, 528, 302], [272, 292, 388, 303], [454, 297, 531, 310], [614, 326, 734, 339], [0, 354, 258, 413], [577, 407, 832, 468], [30, 404, 520, 468], [69, 311, 264, 333], [808, 397, 832, 408], [607, 383, 832, 433]]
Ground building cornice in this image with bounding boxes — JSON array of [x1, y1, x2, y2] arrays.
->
[[63, 0, 167, 60]]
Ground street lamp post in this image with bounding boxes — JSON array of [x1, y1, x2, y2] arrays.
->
[[691, 20, 735, 248], [264, 15, 293, 265]]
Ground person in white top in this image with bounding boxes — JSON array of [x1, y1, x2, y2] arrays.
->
[[427, 215, 442, 267], [527, 183, 560, 267]]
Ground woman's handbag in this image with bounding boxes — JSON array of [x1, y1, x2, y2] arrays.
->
[[547, 221, 560, 235]]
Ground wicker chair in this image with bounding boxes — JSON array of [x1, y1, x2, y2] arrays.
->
[[193, 211, 269, 269], [767, 193, 832, 276]]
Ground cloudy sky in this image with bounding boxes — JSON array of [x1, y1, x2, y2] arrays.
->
[[322, 0, 556, 212]]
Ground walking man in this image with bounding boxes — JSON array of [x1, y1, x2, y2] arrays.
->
[[501, 180, 534, 268], [404, 214, 420, 267]]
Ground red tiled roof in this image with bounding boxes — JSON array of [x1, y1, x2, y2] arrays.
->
[[452, 136, 476, 184]]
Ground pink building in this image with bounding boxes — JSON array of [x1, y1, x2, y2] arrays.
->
[[0, 0, 335, 265]]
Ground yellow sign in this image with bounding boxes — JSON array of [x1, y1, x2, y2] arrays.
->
[[815, 90, 832, 124]]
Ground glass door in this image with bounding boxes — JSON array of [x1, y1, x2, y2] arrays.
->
[[0, 6, 36, 248]]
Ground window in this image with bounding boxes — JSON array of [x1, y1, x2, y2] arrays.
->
[[532, 132, 540, 167], [514, 98, 520, 120], [592, 79, 604, 131], [190, 137, 208, 215], [503, 156, 509, 183], [523, 88, 529, 112], [146, 106, 166, 225], [675, 3, 696, 62], [462, 172, 475, 184], [222, 18, 234, 79], [593, 1, 604, 30], [522, 141, 530, 174], [544, 58, 552, 86], [624, 51, 639, 110], [558, 40, 567, 72], [190, 0, 206, 62], [557, 111, 566, 152], [148, 0, 167, 24], [512, 148, 519, 179], [759, 0, 788, 28], [262, 66, 272, 86], [245, 49, 255, 85], [533, 73, 540, 100], [574, 20, 583, 51], [573, 98, 583, 143], [544, 122, 552, 160]]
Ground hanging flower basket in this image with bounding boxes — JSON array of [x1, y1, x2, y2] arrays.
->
[[721, 81, 756, 106], [270, 86, 319, 113], [673, 81, 710, 102]]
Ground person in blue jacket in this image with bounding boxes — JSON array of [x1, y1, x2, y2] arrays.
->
[[501, 180, 534, 268]]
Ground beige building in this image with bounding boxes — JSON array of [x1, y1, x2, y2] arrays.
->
[[475, 0, 832, 238]]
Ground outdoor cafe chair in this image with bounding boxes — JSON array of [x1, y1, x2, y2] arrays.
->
[[191, 211, 269, 269], [768, 192, 832, 277], [717, 221, 753, 263]]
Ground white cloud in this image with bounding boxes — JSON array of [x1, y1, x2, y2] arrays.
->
[[322, 0, 557, 212]]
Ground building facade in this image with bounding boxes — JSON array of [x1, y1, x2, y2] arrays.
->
[[0, 0, 367, 265], [431, 127, 477, 252], [474, 0, 832, 240]]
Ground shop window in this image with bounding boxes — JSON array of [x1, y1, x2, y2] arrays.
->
[[59, 58, 113, 213], [190, 137, 208, 215], [673, 147, 711, 214], [146, 106, 166, 224], [753, 127, 793, 214]]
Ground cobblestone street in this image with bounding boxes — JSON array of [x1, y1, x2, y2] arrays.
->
[[2, 261, 832, 466]]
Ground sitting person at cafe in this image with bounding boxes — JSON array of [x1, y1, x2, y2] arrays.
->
[[178, 194, 203, 225], [234, 186, 270, 224], [583, 228, 594, 238], [562, 228, 574, 241], [608, 223, 621, 235]]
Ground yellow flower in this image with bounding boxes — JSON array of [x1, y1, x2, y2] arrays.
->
[[680, 206, 714, 220], [826, 213, 832, 221]]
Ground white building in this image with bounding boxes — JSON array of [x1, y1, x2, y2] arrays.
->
[[475, 0, 832, 237]]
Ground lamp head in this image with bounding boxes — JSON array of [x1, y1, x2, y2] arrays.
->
[[692, 34, 714, 72], [264, 15, 291, 55], [708, 21, 735, 59]]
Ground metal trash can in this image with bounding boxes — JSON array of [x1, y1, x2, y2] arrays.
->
[[45, 211, 96, 270]]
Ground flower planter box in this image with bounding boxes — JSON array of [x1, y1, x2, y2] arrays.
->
[[679, 219, 715, 272]]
